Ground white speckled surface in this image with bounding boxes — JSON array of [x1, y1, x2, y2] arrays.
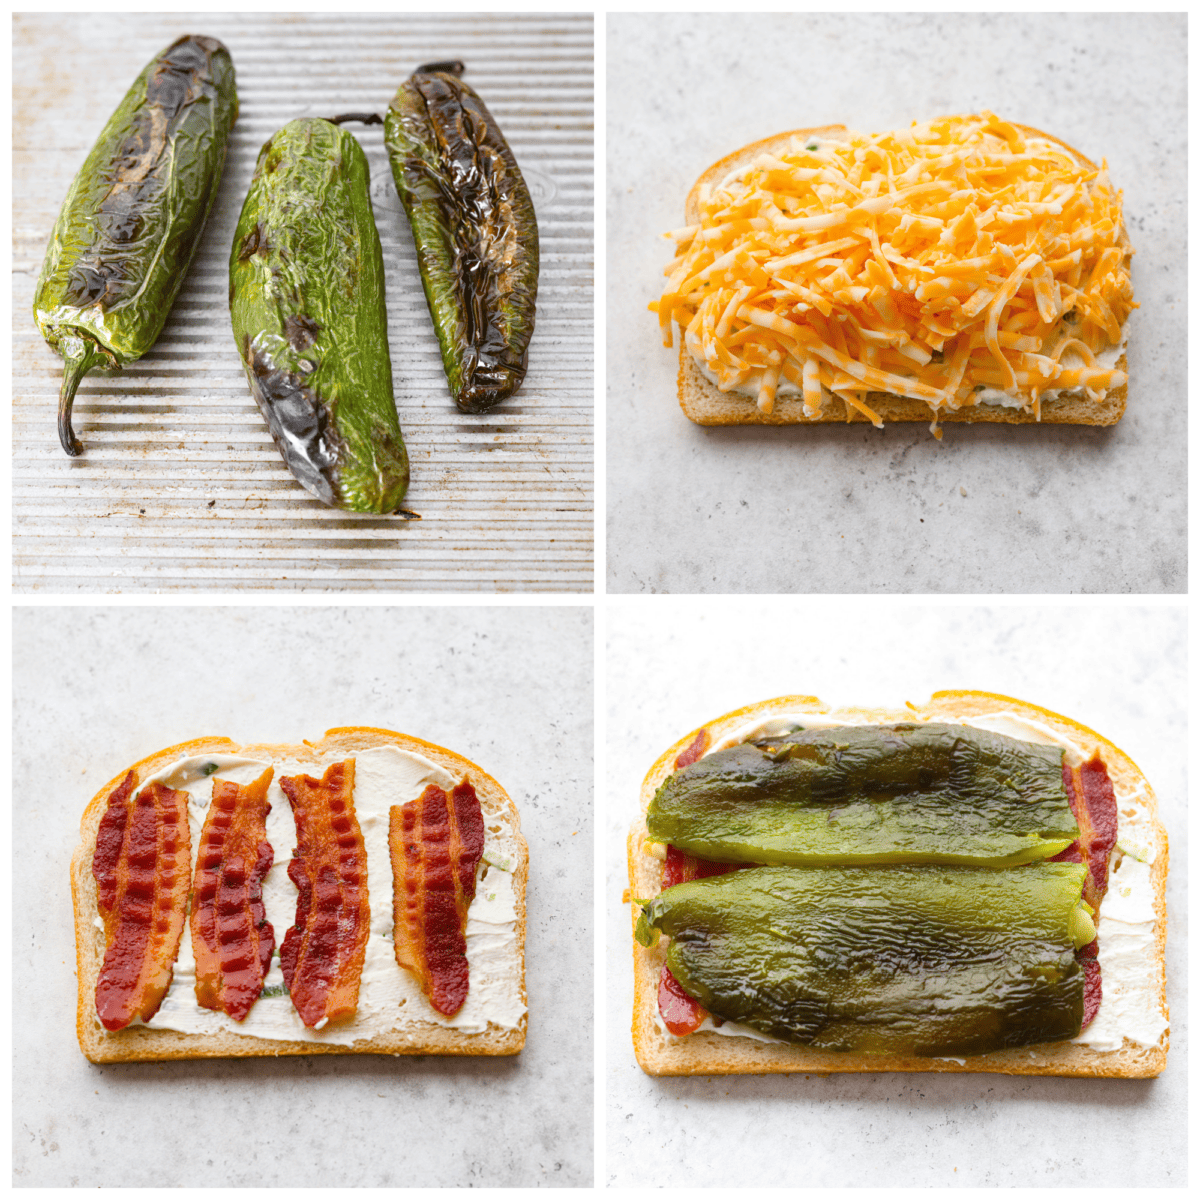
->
[[606, 601, 1185, 1187], [14, 605, 592, 1187], [606, 12, 1185, 593]]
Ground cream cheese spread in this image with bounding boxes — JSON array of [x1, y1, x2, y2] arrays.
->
[[1073, 855, 1167, 1052], [653, 1009, 779, 1044], [710, 710, 867, 752], [107, 745, 524, 1043], [659, 707, 1165, 1052]]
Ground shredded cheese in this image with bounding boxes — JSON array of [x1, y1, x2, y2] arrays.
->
[[653, 113, 1135, 429]]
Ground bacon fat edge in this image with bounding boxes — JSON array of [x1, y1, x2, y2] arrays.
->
[[279, 761, 370, 1027], [92, 773, 192, 1031], [191, 768, 276, 1022], [390, 779, 486, 1017]]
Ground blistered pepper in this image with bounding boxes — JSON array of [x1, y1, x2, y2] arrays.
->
[[34, 35, 237, 455], [384, 61, 539, 414], [637, 863, 1093, 1056], [649, 724, 1079, 867], [229, 119, 410, 512]]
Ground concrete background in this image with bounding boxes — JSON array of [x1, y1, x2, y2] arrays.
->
[[14, 604, 593, 1187], [605, 600, 1186, 1187], [606, 12, 1186, 593]]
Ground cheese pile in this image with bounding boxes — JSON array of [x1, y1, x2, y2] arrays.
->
[[653, 112, 1134, 428]]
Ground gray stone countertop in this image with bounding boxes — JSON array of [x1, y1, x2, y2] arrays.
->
[[606, 12, 1185, 593], [14, 606, 593, 1187], [605, 602, 1186, 1186]]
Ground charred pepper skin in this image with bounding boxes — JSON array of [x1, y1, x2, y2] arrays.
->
[[384, 62, 539, 414], [638, 864, 1091, 1056], [229, 119, 410, 513], [33, 35, 238, 456]]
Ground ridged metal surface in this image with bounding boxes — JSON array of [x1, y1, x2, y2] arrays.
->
[[14, 13, 593, 592]]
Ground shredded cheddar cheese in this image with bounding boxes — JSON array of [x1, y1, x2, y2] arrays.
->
[[652, 113, 1134, 432]]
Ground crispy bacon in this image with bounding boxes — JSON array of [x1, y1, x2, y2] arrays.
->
[[1079, 939, 1102, 1029], [92, 774, 192, 1031], [191, 768, 276, 1022], [1044, 754, 1120, 1032], [662, 843, 741, 888], [674, 728, 710, 769], [1050, 755, 1119, 913], [658, 845, 744, 1034], [279, 761, 369, 1027], [93, 771, 136, 917], [659, 966, 707, 1036], [1078, 756, 1120, 907], [390, 779, 485, 1016]]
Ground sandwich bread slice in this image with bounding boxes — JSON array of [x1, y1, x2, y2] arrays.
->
[[74, 727, 527, 1062], [656, 114, 1133, 433], [628, 692, 1167, 1077]]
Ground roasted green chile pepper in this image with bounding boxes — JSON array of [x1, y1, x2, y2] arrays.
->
[[636, 864, 1093, 1056], [648, 724, 1078, 867], [384, 61, 539, 414], [33, 35, 237, 455], [229, 119, 409, 512]]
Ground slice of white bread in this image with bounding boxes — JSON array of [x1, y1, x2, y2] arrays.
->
[[676, 124, 1129, 427], [74, 727, 527, 1063], [628, 692, 1167, 1077]]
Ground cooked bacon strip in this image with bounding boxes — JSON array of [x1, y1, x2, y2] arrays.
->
[[662, 843, 743, 888], [658, 845, 744, 1035], [92, 773, 192, 1031], [1050, 755, 1120, 912], [1079, 939, 1102, 1029], [191, 768, 276, 1022], [659, 967, 707, 1036], [1046, 754, 1119, 1030], [93, 771, 136, 917], [390, 779, 485, 1016], [1076, 755, 1120, 907], [279, 761, 369, 1027], [674, 728, 710, 769]]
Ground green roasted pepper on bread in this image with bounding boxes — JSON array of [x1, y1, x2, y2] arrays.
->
[[649, 724, 1079, 867], [637, 864, 1093, 1056], [639, 714, 1098, 1057]]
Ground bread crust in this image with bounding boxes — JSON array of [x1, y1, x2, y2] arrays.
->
[[628, 692, 1168, 1077], [676, 122, 1129, 428], [74, 727, 528, 1063]]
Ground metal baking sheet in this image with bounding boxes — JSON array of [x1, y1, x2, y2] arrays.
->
[[13, 12, 593, 592]]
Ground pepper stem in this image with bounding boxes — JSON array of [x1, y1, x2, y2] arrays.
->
[[414, 59, 465, 76], [57, 337, 105, 456], [326, 112, 383, 126]]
